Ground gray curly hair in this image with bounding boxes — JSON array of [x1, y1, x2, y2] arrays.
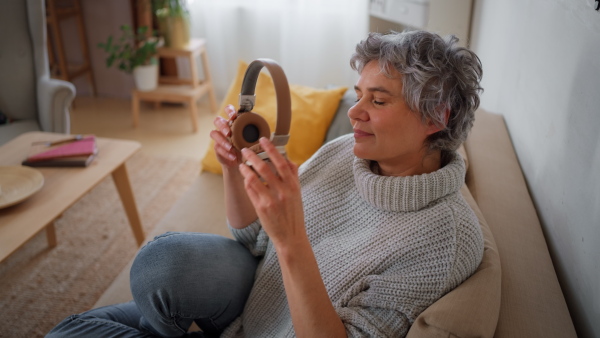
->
[[350, 30, 483, 152]]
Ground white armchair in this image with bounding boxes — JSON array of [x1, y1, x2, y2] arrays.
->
[[0, 0, 76, 145]]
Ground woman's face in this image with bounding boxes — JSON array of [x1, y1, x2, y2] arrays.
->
[[348, 60, 439, 176]]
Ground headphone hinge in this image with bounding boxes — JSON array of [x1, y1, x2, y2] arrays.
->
[[271, 133, 290, 147], [239, 94, 256, 112]]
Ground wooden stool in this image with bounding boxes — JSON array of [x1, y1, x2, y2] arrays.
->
[[131, 38, 218, 132]]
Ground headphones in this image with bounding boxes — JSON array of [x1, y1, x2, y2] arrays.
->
[[229, 59, 291, 161]]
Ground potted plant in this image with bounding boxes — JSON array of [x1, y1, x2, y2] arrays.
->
[[153, 0, 191, 49], [98, 25, 160, 91]]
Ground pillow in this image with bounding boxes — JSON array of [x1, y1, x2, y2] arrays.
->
[[201, 61, 347, 174]]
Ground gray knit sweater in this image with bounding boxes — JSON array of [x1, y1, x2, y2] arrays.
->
[[222, 134, 484, 337]]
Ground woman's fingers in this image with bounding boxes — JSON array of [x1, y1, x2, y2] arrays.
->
[[241, 148, 281, 186], [225, 104, 237, 118], [213, 116, 231, 138], [238, 160, 269, 199], [240, 137, 298, 187], [258, 138, 295, 181], [210, 104, 242, 166], [214, 104, 238, 138], [210, 131, 235, 162]]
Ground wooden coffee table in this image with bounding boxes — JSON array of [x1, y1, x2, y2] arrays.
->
[[0, 132, 145, 263]]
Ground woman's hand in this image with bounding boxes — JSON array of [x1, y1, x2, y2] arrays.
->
[[239, 137, 347, 337], [238, 137, 307, 247], [209, 104, 241, 170]]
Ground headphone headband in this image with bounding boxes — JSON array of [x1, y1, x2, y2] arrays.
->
[[239, 59, 292, 140]]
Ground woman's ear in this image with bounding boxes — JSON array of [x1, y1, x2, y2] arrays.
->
[[425, 107, 450, 135]]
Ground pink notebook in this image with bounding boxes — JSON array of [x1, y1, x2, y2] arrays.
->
[[26, 136, 97, 162]]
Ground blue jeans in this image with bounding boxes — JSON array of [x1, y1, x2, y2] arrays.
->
[[47, 232, 259, 337]]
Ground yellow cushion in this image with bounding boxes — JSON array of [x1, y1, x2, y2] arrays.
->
[[201, 61, 347, 174]]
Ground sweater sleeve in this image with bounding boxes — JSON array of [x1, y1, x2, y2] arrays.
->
[[228, 220, 270, 257]]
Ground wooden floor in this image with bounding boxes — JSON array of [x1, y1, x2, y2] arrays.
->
[[70, 96, 218, 162]]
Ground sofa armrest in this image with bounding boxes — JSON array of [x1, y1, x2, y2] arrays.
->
[[37, 77, 76, 134]]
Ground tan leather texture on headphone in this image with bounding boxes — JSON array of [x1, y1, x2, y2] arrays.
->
[[229, 59, 292, 154]]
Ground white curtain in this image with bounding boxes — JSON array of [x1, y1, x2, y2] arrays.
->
[[187, 0, 369, 101]]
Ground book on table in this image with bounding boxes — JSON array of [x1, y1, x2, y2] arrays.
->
[[22, 135, 98, 167]]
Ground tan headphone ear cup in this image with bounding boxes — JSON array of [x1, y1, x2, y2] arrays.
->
[[230, 112, 271, 150]]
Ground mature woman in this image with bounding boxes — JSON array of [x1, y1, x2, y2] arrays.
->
[[48, 30, 484, 338]]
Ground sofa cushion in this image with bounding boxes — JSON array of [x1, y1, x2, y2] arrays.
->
[[325, 88, 355, 142], [407, 184, 501, 338], [0, 120, 40, 145], [464, 109, 576, 337], [201, 61, 347, 174]]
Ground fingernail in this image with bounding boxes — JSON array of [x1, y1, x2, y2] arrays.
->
[[228, 153, 236, 160], [223, 142, 232, 150]]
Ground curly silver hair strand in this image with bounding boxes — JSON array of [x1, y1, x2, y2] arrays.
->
[[350, 30, 483, 152]]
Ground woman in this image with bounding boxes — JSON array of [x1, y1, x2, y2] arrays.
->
[[48, 30, 484, 337]]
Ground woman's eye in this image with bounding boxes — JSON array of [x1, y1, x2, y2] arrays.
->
[[373, 100, 385, 106]]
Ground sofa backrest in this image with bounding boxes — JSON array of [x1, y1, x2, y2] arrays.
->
[[463, 109, 577, 337], [0, 0, 38, 122], [325, 88, 354, 142]]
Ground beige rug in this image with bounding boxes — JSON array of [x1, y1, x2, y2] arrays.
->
[[0, 152, 200, 337]]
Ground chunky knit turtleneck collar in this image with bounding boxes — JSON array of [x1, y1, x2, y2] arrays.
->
[[353, 152, 466, 212]]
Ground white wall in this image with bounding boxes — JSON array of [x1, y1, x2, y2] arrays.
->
[[469, 0, 600, 336]]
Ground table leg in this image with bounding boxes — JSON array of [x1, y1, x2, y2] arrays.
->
[[112, 163, 145, 246], [46, 222, 57, 248], [189, 97, 199, 133], [132, 91, 140, 128]]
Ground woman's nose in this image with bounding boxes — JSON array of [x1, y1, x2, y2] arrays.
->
[[348, 99, 369, 122]]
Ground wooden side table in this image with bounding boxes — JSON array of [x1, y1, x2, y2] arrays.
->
[[131, 38, 218, 132]]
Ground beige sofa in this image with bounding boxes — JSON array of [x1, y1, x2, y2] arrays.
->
[[95, 106, 577, 337]]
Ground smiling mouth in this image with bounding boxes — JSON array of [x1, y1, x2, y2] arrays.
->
[[353, 129, 373, 138]]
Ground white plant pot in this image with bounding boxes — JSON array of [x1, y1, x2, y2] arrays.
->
[[133, 64, 158, 91]]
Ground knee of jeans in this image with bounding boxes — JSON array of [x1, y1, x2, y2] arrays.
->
[[131, 232, 258, 285], [130, 232, 186, 287], [129, 233, 226, 296]]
